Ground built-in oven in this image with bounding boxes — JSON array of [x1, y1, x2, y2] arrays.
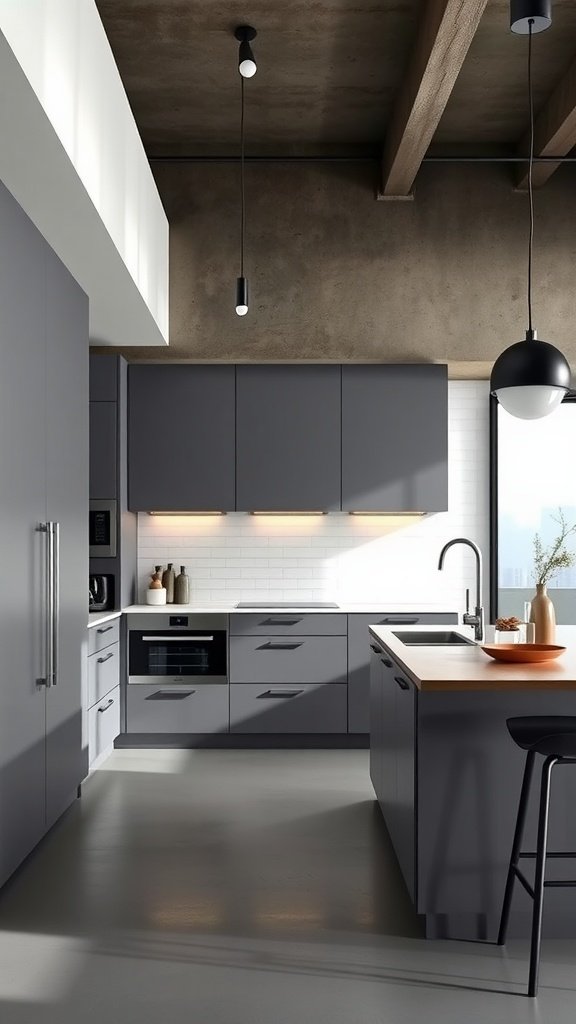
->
[[128, 614, 227, 685]]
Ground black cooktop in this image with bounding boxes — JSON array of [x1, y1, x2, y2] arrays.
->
[[235, 601, 340, 609]]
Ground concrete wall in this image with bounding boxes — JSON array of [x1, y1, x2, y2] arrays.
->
[[118, 161, 576, 368]]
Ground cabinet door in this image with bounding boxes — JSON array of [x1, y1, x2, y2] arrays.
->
[[128, 365, 235, 511], [0, 183, 47, 886], [393, 669, 417, 901], [45, 249, 89, 828], [236, 365, 341, 511], [89, 401, 117, 498], [369, 649, 383, 796], [342, 365, 448, 512]]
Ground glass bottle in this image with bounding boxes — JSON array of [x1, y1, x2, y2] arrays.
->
[[174, 565, 190, 605]]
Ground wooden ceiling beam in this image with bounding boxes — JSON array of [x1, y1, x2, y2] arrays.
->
[[516, 53, 576, 189], [380, 0, 489, 199]]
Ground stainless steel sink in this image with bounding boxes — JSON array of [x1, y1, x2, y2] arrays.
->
[[393, 630, 475, 647]]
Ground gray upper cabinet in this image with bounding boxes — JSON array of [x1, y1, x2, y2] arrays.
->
[[236, 365, 341, 512], [128, 365, 235, 511], [89, 401, 117, 499], [341, 365, 448, 512]]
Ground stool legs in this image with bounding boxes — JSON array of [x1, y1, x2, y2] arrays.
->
[[498, 750, 535, 946], [528, 755, 558, 998]]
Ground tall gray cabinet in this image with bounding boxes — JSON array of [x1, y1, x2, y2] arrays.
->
[[0, 181, 88, 886]]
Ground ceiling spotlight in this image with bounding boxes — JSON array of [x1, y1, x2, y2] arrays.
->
[[235, 25, 257, 78]]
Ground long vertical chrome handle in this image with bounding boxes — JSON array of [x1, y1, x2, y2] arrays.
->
[[52, 522, 60, 686], [39, 522, 53, 688]]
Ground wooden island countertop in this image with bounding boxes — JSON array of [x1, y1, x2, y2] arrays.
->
[[369, 623, 576, 692]]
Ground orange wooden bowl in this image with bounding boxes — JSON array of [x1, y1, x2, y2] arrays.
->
[[481, 644, 566, 664]]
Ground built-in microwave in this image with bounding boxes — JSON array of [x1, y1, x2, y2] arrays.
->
[[89, 499, 117, 558], [128, 614, 228, 685]]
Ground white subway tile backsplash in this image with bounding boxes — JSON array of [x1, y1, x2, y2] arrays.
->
[[137, 381, 490, 609]]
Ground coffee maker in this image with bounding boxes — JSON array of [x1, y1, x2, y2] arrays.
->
[[89, 574, 114, 612]]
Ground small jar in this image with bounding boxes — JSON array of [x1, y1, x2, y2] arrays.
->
[[494, 628, 520, 644]]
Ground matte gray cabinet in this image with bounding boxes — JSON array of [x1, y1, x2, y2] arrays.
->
[[369, 645, 416, 900], [0, 181, 88, 887], [341, 365, 448, 512], [348, 612, 457, 733], [128, 365, 235, 511], [89, 401, 117, 499], [235, 365, 341, 511]]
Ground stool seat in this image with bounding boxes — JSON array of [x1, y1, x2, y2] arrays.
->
[[507, 716, 576, 758]]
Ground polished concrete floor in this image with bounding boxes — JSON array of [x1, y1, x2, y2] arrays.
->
[[0, 749, 574, 1022]]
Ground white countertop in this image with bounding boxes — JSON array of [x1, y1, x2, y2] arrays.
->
[[87, 610, 122, 629], [122, 603, 458, 616]]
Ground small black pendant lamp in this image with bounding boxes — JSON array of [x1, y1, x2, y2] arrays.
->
[[234, 26, 257, 316], [490, 0, 571, 419]]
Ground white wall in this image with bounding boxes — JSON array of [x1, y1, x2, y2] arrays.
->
[[0, 0, 168, 346], [137, 382, 490, 609]]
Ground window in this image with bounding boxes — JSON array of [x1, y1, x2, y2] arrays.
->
[[490, 396, 576, 623]]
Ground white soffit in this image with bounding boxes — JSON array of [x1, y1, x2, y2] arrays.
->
[[0, 0, 168, 347]]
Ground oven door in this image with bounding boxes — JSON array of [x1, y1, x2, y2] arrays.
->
[[129, 630, 227, 685]]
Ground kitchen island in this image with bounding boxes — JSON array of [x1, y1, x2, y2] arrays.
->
[[369, 624, 576, 941]]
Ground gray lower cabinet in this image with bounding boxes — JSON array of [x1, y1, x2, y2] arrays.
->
[[341, 364, 448, 512], [128, 365, 235, 512], [348, 612, 457, 733], [229, 613, 346, 637], [86, 630, 121, 769], [230, 683, 347, 734], [90, 401, 117, 499], [369, 645, 416, 900], [127, 685, 229, 734], [235, 365, 341, 511], [229, 635, 347, 685], [88, 687, 120, 764]]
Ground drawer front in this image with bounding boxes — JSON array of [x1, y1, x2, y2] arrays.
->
[[87, 642, 120, 708], [230, 635, 347, 685], [88, 685, 120, 764], [229, 613, 346, 637], [230, 683, 347, 734], [88, 619, 120, 655], [127, 684, 229, 734]]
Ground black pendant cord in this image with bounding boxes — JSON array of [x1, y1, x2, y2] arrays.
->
[[527, 18, 534, 336], [240, 74, 245, 279]]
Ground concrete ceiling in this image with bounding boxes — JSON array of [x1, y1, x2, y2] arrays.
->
[[96, 0, 576, 156]]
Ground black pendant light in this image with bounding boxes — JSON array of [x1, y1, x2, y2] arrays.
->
[[490, 0, 571, 419], [234, 26, 257, 316]]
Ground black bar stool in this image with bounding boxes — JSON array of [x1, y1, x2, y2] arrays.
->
[[498, 716, 576, 997]]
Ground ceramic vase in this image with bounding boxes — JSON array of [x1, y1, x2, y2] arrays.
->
[[529, 583, 556, 645]]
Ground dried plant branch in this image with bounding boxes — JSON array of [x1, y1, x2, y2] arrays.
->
[[533, 508, 576, 586]]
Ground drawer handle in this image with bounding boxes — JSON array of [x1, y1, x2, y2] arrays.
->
[[145, 690, 196, 701], [260, 618, 302, 627], [142, 635, 214, 642], [97, 625, 114, 634], [394, 676, 410, 691], [370, 644, 382, 654], [97, 698, 115, 713], [378, 617, 419, 625], [97, 652, 115, 665], [257, 689, 304, 699], [380, 658, 393, 668], [256, 641, 303, 651]]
